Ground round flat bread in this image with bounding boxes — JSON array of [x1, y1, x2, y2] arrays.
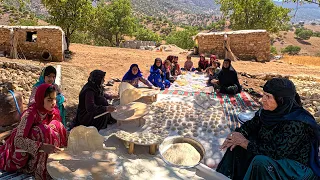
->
[[47, 150, 117, 180], [111, 102, 147, 121]]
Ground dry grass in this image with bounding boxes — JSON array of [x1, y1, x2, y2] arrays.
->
[[281, 55, 320, 67]]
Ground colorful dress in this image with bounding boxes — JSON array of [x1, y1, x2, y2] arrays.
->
[[0, 84, 67, 180], [148, 65, 170, 90], [29, 68, 66, 126], [122, 64, 153, 88]]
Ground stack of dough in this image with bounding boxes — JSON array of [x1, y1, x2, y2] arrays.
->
[[67, 125, 104, 154], [119, 82, 142, 105]]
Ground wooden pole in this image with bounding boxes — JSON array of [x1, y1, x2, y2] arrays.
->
[[149, 144, 156, 155], [128, 142, 134, 154]]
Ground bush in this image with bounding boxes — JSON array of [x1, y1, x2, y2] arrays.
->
[[281, 45, 301, 55], [313, 31, 320, 38], [18, 18, 38, 26], [295, 28, 313, 40], [315, 52, 320, 57], [166, 27, 199, 49], [271, 46, 278, 55]]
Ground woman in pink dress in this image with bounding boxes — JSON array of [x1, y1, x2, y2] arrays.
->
[[0, 84, 67, 179]]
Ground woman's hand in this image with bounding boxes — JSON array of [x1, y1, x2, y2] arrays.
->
[[40, 143, 61, 154], [111, 94, 119, 99], [211, 79, 219, 84], [106, 106, 116, 113], [220, 132, 249, 151]]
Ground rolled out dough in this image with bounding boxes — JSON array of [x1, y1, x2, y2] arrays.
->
[[67, 126, 104, 154], [111, 102, 147, 121]]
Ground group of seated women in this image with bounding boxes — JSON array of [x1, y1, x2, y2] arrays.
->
[[1, 57, 319, 179]]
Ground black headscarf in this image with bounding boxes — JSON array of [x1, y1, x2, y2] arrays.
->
[[218, 59, 241, 89], [258, 78, 320, 176], [44, 65, 56, 76], [153, 58, 162, 71], [81, 70, 106, 96]]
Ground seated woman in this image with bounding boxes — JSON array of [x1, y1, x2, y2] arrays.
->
[[209, 54, 217, 67], [197, 54, 209, 72], [122, 64, 155, 88], [207, 62, 221, 87], [148, 58, 170, 90], [0, 84, 67, 179], [73, 70, 117, 131], [29, 65, 66, 125], [171, 56, 181, 76], [166, 55, 175, 63], [162, 60, 175, 83], [215, 59, 241, 94], [217, 78, 320, 179], [183, 55, 195, 71]]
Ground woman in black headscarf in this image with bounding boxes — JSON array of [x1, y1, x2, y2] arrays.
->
[[215, 59, 241, 94], [216, 78, 320, 180], [73, 70, 117, 131]]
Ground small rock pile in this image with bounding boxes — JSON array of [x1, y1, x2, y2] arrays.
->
[[0, 62, 42, 106], [293, 79, 320, 123]]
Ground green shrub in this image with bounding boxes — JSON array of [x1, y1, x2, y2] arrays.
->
[[271, 46, 278, 55], [295, 28, 313, 40], [315, 52, 320, 57], [281, 45, 301, 55]]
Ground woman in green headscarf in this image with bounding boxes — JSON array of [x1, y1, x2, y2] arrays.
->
[[29, 66, 66, 126]]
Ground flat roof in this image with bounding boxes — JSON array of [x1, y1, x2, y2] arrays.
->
[[196, 29, 267, 37], [0, 25, 63, 31]]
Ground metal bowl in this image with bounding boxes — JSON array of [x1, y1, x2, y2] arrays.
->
[[159, 136, 205, 169]]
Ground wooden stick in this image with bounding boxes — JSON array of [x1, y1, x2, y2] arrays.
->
[[94, 107, 139, 119]]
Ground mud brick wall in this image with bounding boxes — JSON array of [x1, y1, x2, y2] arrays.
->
[[0, 28, 11, 54], [196, 30, 271, 62], [0, 26, 65, 62]]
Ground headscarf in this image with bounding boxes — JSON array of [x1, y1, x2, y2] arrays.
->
[[199, 54, 209, 70], [26, 84, 61, 125], [166, 55, 174, 63], [122, 64, 142, 81], [81, 70, 106, 96], [258, 78, 320, 176], [218, 59, 240, 88], [210, 54, 217, 61], [152, 58, 162, 71], [33, 66, 56, 87]]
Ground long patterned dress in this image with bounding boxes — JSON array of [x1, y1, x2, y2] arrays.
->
[[0, 85, 67, 179]]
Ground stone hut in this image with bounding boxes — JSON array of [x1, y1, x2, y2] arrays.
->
[[0, 26, 66, 62], [195, 30, 270, 62]]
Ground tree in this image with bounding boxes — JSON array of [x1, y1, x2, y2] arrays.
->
[[216, 0, 291, 33], [166, 27, 198, 49], [107, 0, 136, 46], [41, 0, 93, 50], [135, 28, 161, 43], [92, 0, 135, 46]]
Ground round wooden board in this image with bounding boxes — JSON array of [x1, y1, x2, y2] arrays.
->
[[111, 102, 147, 121], [115, 130, 163, 146], [47, 150, 117, 180]]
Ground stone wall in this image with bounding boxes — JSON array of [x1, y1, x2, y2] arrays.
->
[[120, 40, 156, 49], [196, 30, 270, 62], [0, 26, 65, 62]]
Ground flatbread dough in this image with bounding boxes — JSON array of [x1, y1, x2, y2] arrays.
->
[[111, 102, 147, 121], [120, 88, 142, 105], [47, 150, 118, 180], [67, 126, 104, 154]]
